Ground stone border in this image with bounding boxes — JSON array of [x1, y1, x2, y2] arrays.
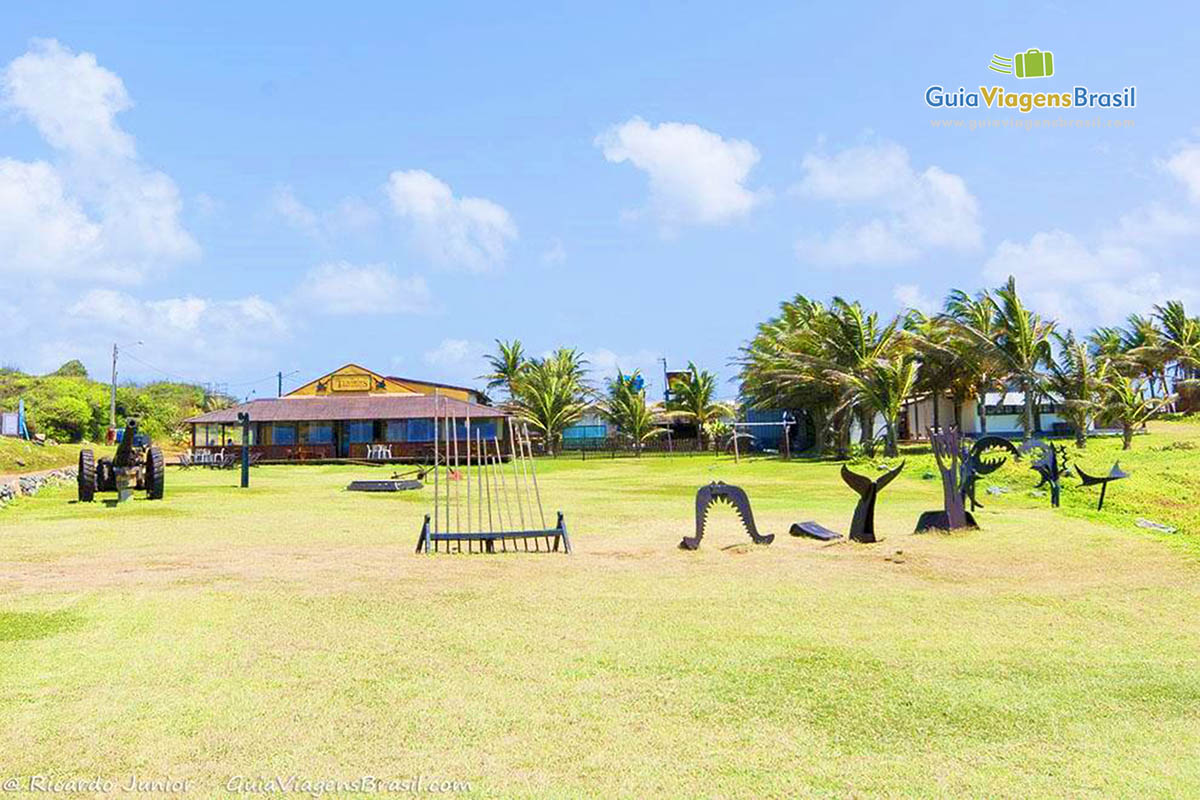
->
[[0, 467, 77, 508]]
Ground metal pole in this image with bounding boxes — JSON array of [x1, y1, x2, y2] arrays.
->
[[444, 412, 451, 535], [507, 418, 526, 529], [465, 408, 472, 533], [433, 393, 440, 536], [523, 423, 546, 528], [733, 423, 740, 463], [515, 422, 536, 527], [495, 435, 516, 530], [238, 412, 250, 488], [110, 343, 118, 433], [452, 415, 460, 535]]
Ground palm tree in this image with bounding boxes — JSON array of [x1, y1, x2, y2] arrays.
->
[[666, 362, 734, 451], [1154, 300, 1200, 408], [1046, 331, 1107, 448], [480, 339, 528, 400], [904, 310, 958, 430], [942, 288, 1002, 434], [957, 277, 1054, 438], [1120, 313, 1170, 399], [1098, 375, 1174, 450], [600, 370, 664, 455], [738, 295, 840, 455], [829, 354, 917, 457], [508, 348, 590, 453]]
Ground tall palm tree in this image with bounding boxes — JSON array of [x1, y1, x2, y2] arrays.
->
[[508, 348, 590, 453], [957, 277, 1054, 438], [480, 339, 528, 400], [1098, 375, 1174, 450], [1154, 300, 1200, 408], [829, 354, 917, 457], [942, 288, 1002, 433], [904, 310, 958, 430], [666, 362, 734, 451], [738, 295, 840, 455], [1046, 331, 1107, 448], [600, 370, 664, 455]]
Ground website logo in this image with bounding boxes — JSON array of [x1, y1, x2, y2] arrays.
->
[[925, 48, 1135, 114], [989, 49, 1055, 79]]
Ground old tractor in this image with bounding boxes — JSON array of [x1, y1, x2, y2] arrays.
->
[[78, 419, 165, 503]]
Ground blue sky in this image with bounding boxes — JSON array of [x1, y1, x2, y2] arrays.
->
[[2, 2, 1198, 400]]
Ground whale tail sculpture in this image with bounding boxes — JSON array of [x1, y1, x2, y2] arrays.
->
[[1076, 462, 1128, 510], [680, 481, 774, 550], [841, 461, 904, 543]]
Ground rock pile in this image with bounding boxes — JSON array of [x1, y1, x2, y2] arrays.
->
[[0, 467, 77, 508]]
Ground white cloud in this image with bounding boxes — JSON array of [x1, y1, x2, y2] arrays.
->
[[386, 169, 516, 272], [1162, 142, 1200, 201], [794, 140, 981, 265], [0, 39, 198, 283], [65, 289, 287, 375], [892, 284, 936, 314], [291, 262, 432, 315], [982, 230, 1183, 329], [595, 117, 763, 229], [273, 186, 379, 239], [423, 338, 485, 366]]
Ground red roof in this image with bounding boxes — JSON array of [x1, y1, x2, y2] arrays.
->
[[186, 394, 507, 424]]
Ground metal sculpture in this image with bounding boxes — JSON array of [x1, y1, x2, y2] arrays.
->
[[960, 436, 1019, 511], [1020, 439, 1069, 508], [77, 419, 164, 503], [680, 482, 773, 550], [841, 462, 904, 543], [915, 427, 977, 532], [790, 521, 842, 541], [1076, 462, 1128, 510], [416, 397, 570, 554]]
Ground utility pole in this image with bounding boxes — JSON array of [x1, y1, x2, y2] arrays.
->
[[110, 343, 118, 440], [659, 357, 671, 403], [278, 371, 283, 397]]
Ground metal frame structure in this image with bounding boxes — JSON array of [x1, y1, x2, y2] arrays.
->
[[415, 394, 571, 555]]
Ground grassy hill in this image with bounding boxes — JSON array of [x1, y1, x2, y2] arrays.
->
[[0, 362, 212, 456]]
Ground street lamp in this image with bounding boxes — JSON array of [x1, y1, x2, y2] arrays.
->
[[110, 340, 143, 441]]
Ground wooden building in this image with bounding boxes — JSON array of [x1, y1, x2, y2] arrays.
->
[[186, 364, 508, 462]]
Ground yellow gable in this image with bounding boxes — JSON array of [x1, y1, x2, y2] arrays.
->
[[286, 364, 420, 397]]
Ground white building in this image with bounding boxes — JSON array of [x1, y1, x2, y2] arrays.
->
[[902, 391, 1075, 439]]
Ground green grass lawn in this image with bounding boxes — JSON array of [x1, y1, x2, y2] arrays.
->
[[2, 422, 1199, 797]]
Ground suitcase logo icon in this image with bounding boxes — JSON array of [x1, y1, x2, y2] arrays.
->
[[989, 49, 1054, 79]]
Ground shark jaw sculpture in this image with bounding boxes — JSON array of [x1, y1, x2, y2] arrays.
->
[[840, 462, 904, 543], [680, 482, 774, 550]]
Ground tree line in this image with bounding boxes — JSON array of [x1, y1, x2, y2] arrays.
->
[[482, 276, 1198, 457], [738, 276, 1199, 456]]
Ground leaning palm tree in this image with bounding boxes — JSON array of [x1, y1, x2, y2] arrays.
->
[[600, 370, 665, 455], [829, 354, 917, 458], [957, 277, 1054, 438], [508, 349, 590, 454], [738, 295, 841, 455], [1097, 375, 1175, 450], [666, 362, 735, 451], [480, 339, 528, 400], [942, 288, 1003, 433], [1154, 300, 1200, 408], [1046, 331, 1107, 448]]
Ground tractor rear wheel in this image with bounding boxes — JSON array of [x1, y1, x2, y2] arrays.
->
[[77, 449, 96, 502], [145, 447, 165, 500]]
